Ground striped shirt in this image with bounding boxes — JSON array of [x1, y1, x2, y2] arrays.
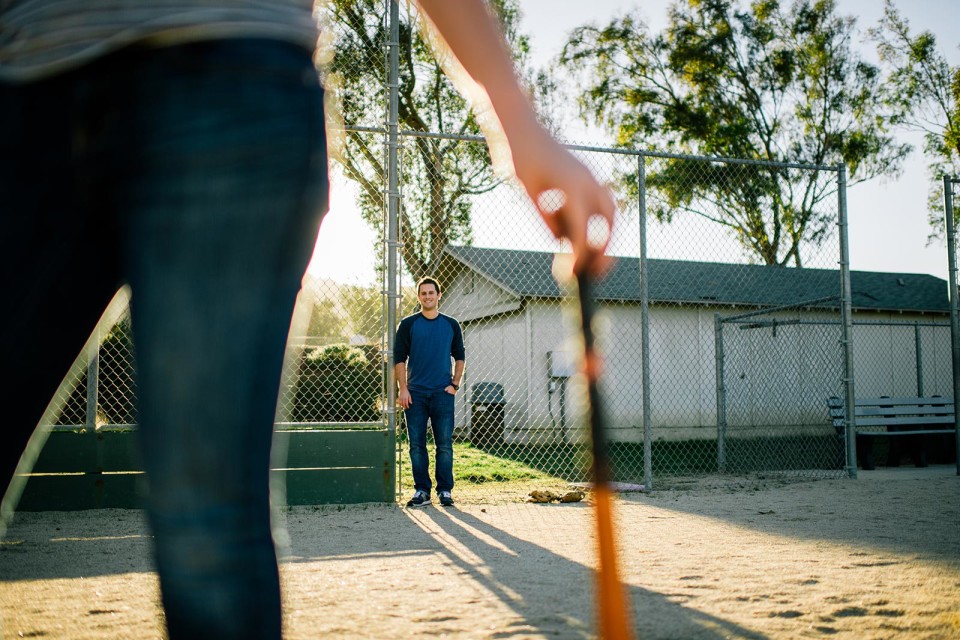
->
[[0, 0, 318, 82]]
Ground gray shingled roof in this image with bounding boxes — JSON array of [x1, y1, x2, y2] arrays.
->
[[443, 245, 949, 313]]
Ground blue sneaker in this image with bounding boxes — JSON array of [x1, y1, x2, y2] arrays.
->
[[438, 491, 454, 507], [407, 490, 430, 507]]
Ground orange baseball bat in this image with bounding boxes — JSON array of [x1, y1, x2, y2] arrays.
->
[[577, 270, 635, 640]]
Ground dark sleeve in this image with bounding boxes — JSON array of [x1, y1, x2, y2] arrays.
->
[[394, 316, 412, 363], [449, 317, 465, 361]]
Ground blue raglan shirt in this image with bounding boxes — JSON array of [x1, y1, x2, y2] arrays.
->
[[395, 312, 465, 393]]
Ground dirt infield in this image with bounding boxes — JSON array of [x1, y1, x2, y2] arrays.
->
[[2, 465, 959, 639]]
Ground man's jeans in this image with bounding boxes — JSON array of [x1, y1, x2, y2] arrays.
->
[[404, 390, 456, 494], [0, 40, 328, 639]]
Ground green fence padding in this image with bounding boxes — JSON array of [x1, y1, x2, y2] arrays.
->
[[28, 431, 99, 473], [276, 429, 394, 504], [280, 467, 393, 505], [275, 429, 392, 469], [15, 473, 143, 511], [15, 428, 395, 510], [30, 430, 141, 474]]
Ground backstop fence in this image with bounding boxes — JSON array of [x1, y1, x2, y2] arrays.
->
[[33, 2, 960, 503], [44, 136, 861, 494]]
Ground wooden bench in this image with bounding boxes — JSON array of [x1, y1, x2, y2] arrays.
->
[[828, 396, 955, 470]]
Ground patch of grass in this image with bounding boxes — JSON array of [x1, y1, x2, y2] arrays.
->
[[398, 442, 562, 493], [453, 443, 555, 484], [497, 443, 593, 481]]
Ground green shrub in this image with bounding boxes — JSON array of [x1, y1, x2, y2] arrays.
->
[[291, 343, 381, 423]]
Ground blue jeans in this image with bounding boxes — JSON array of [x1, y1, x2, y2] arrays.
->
[[405, 390, 456, 494], [1, 40, 328, 639]]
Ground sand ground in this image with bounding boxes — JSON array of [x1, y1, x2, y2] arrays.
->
[[2, 465, 959, 639]]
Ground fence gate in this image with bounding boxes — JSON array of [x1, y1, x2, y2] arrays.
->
[[716, 307, 847, 478]]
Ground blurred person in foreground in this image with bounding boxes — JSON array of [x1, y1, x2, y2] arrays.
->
[[0, 1, 615, 637]]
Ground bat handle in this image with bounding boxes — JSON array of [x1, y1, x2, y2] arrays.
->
[[577, 271, 634, 640]]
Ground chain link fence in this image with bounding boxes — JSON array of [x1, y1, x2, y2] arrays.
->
[[49, 157, 958, 494], [401, 135, 854, 488], [38, 137, 855, 495], [276, 276, 387, 429], [35, 2, 960, 503], [638, 155, 848, 483], [49, 306, 137, 431], [719, 316, 952, 474], [42, 141, 854, 494], [718, 313, 845, 474]]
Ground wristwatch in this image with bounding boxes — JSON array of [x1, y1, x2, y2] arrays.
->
[[451, 383, 460, 390]]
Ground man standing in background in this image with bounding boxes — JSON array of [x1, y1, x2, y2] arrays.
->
[[395, 277, 464, 507]]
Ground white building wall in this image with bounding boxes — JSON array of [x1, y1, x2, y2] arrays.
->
[[919, 323, 953, 396], [443, 268, 521, 323], [645, 306, 718, 435], [446, 273, 951, 442], [457, 312, 527, 438], [851, 313, 953, 398], [596, 305, 645, 442]]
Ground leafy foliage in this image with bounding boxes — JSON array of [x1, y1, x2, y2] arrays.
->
[[870, 0, 960, 238], [340, 284, 418, 343], [560, 0, 909, 265], [306, 300, 349, 344], [322, 0, 532, 279], [292, 344, 381, 423]]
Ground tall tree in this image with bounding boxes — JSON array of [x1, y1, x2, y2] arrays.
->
[[560, 0, 909, 266], [341, 284, 417, 342], [871, 0, 960, 237], [306, 301, 349, 344], [321, 0, 533, 280]]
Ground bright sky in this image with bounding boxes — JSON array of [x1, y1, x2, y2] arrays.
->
[[308, 0, 959, 284]]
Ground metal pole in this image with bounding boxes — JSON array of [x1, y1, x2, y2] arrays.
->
[[942, 175, 960, 475], [914, 322, 924, 397], [714, 314, 727, 472], [385, 0, 401, 497], [638, 156, 653, 490], [85, 327, 104, 502], [85, 328, 99, 434], [837, 165, 858, 479]]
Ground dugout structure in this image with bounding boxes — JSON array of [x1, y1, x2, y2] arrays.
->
[[716, 301, 951, 477]]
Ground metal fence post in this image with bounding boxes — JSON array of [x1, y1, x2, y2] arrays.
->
[[914, 322, 924, 396], [714, 314, 727, 472], [638, 156, 653, 490], [85, 327, 105, 489], [837, 164, 857, 479], [943, 175, 960, 475], [384, 0, 401, 497], [85, 328, 99, 434]]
